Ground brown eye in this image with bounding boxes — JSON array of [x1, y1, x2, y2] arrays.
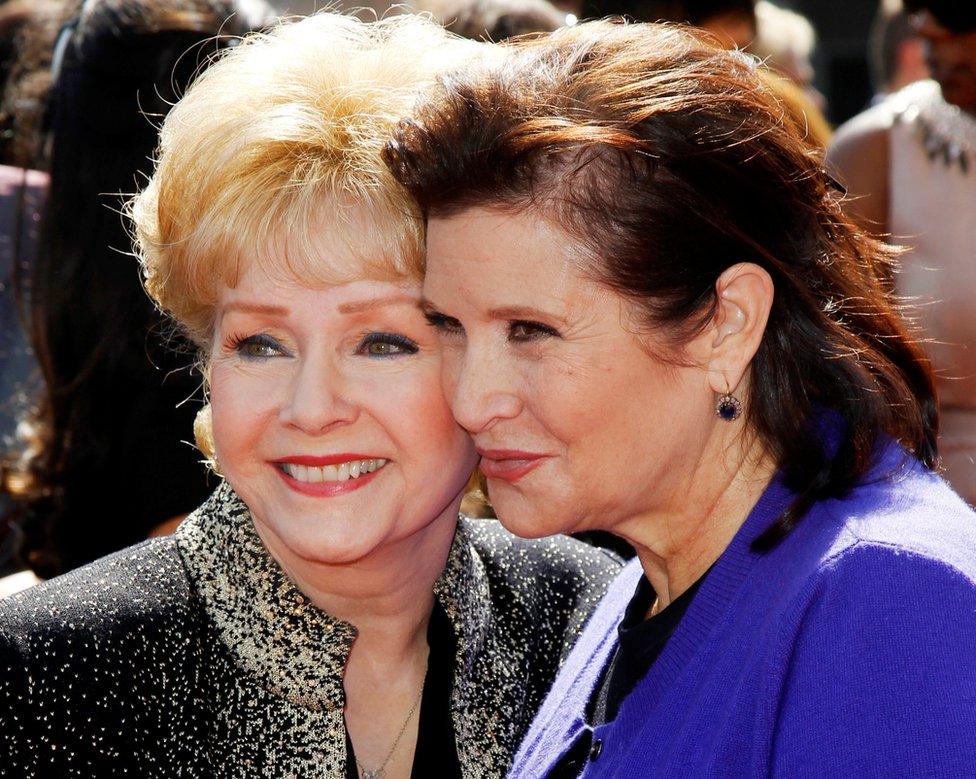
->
[[424, 311, 464, 336], [509, 320, 560, 342]]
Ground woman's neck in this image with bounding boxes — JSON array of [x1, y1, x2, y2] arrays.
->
[[256, 503, 459, 660], [617, 428, 776, 614]]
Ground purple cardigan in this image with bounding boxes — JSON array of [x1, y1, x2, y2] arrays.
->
[[511, 442, 976, 777]]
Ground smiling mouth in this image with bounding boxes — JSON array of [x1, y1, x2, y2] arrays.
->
[[276, 458, 388, 483]]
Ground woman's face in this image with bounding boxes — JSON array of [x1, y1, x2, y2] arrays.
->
[[208, 240, 477, 565], [423, 208, 720, 540]]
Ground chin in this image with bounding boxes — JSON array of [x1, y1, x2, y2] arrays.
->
[[490, 497, 574, 540], [270, 522, 388, 567]]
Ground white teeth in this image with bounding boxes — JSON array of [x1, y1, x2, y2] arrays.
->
[[281, 458, 388, 483]]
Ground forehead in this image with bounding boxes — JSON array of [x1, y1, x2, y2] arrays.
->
[[426, 208, 583, 280], [424, 207, 607, 312]]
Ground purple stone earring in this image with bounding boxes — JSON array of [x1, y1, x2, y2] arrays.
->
[[716, 383, 742, 421]]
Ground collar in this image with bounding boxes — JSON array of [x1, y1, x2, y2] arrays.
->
[[176, 481, 488, 712], [893, 79, 976, 175]]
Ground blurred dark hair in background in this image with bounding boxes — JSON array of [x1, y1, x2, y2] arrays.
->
[[1, 0, 273, 579], [903, 0, 976, 34], [415, 0, 567, 41], [869, 0, 928, 96], [581, 0, 754, 32]]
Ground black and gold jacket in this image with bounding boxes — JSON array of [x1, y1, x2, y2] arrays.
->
[[0, 482, 620, 777]]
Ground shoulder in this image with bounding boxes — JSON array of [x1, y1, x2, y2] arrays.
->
[[767, 465, 976, 770], [0, 539, 211, 771], [827, 100, 895, 232], [821, 448, 976, 571], [460, 517, 623, 592], [771, 536, 976, 770], [0, 537, 197, 665], [460, 518, 624, 657]]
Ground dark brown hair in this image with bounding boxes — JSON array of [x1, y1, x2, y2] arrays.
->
[[384, 20, 937, 549]]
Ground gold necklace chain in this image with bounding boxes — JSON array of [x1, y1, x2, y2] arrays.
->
[[355, 661, 428, 779]]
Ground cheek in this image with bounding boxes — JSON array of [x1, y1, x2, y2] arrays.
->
[[209, 364, 278, 467], [523, 352, 624, 446], [361, 363, 475, 468], [438, 345, 463, 400]]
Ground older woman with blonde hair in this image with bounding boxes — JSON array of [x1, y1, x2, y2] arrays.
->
[[0, 12, 619, 776]]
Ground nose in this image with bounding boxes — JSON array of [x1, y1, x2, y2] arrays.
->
[[279, 356, 358, 434], [447, 343, 523, 434]]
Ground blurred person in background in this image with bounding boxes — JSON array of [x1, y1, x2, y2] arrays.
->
[[0, 2, 50, 440], [0, 13, 618, 775], [581, 0, 756, 49], [752, 0, 832, 147], [869, 0, 929, 101], [0, 0, 274, 596], [414, 0, 568, 40], [0, 0, 74, 171], [828, 0, 976, 504], [0, 0, 63, 588], [578, 0, 830, 150]]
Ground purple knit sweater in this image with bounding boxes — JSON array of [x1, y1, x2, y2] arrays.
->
[[510, 441, 976, 777]]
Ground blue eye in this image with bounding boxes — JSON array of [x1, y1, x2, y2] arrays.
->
[[357, 332, 419, 358], [232, 334, 289, 360]]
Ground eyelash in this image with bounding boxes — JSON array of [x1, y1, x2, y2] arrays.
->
[[424, 311, 463, 336], [423, 312, 560, 343], [228, 333, 289, 360], [508, 320, 560, 342], [356, 332, 419, 358], [226, 331, 418, 361]]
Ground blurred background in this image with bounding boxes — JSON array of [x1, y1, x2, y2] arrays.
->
[[4, 0, 975, 591], [269, 0, 897, 125]]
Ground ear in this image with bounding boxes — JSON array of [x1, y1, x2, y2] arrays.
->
[[702, 263, 774, 395]]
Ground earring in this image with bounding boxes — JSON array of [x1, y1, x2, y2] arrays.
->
[[715, 382, 742, 422], [194, 404, 222, 474]]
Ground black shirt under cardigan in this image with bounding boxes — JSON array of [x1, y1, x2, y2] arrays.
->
[[549, 571, 707, 779]]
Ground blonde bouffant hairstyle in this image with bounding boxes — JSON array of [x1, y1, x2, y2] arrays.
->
[[131, 11, 481, 349]]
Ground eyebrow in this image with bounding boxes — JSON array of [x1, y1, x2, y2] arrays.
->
[[488, 305, 562, 322], [220, 302, 289, 320], [337, 294, 419, 314]]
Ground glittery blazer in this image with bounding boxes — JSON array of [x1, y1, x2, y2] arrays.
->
[[0, 482, 620, 777]]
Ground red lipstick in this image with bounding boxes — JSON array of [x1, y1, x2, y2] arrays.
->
[[476, 448, 548, 482], [276, 453, 377, 467]]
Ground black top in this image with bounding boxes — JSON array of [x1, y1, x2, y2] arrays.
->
[[548, 570, 708, 779], [592, 571, 707, 725], [345, 603, 461, 779]]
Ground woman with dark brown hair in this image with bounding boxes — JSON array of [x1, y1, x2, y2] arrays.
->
[[384, 20, 976, 776]]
